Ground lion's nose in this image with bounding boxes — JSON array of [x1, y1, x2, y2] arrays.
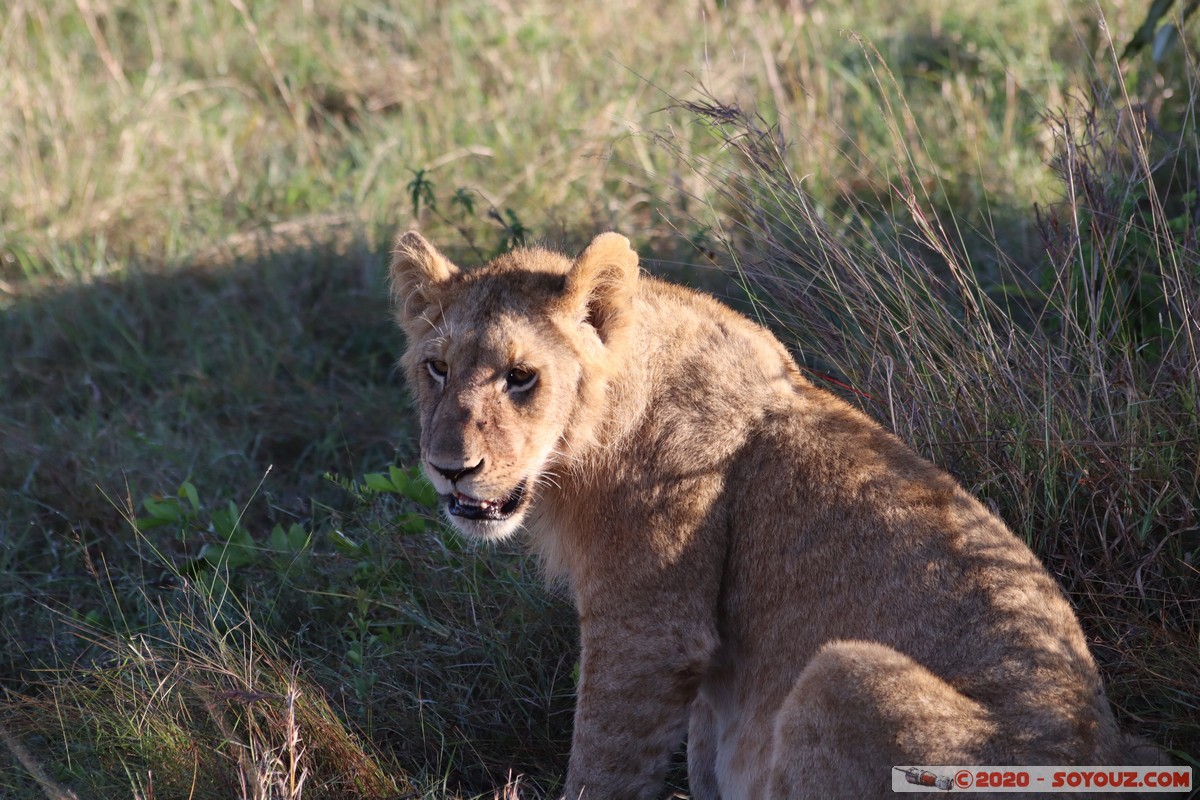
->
[[430, 459, 484, 484]]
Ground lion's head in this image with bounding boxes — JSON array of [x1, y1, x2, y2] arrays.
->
[[389, 232, 639, 540]]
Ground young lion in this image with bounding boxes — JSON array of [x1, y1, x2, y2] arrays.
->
[[389, 232, 1150, 799]]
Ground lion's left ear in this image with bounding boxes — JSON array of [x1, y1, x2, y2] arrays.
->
[[563, 232, 639, 346], [389, 231, 460, 331]]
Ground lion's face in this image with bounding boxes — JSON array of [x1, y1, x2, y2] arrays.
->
[[409, 303, 585, 539], [390, 232, 638, 541]]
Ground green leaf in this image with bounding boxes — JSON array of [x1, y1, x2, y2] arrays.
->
[[286, 523, 310, 552], [405, 471, 438, 507], [179, 481, 200, 514], [229, 526, 254, 548], [268, 524, 289, 553], [398, 513, 429, 534], [143, 497, 181, 522], [330, 528, 363, 556], [450, 187, 475, 217], [406, 168, 436, 216], [201, 528, 257, 568], [388, 465, 410, 494], [225, 545, 256, 569], [212, 501, 243, 540], [363, 472, 395, 494], [211, 511, 234, 540]]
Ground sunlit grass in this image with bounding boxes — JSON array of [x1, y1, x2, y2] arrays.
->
[[667, 23, 1198, 759]]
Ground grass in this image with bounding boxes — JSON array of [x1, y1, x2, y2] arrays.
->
[[0, 0, 778, 280], [1, 0, 1197, 797], [671, 29, 1200, 760]]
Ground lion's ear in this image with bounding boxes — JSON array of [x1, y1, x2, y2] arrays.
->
[[389, 231, 460, 328], [564, 232, 639, 346]]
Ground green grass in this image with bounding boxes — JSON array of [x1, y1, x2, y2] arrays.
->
[[2, 0, 1197, 796]]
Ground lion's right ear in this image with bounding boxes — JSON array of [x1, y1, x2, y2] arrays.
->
[[389, 232, 460, 328], [563, 232, 639, 347]]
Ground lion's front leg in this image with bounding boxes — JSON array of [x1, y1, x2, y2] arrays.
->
[[687, 695, 721, 800], [564, 612, 716, 800]]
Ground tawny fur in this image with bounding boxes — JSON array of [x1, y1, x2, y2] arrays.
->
[[389, 232, 1158, 800]]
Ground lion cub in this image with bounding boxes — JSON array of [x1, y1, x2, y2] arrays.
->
[[390, 232, 1147, 799]]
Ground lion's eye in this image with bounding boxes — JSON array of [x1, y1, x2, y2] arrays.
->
[[506, 366, 537, 392], [426, 360, 448, 382]]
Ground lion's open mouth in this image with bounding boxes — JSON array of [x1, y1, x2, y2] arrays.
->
[[445, 480, 528, 521]]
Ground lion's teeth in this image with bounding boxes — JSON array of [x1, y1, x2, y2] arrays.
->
[[454, 492, 500, 509]]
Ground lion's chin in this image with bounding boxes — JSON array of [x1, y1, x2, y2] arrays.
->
[[443, 511, 527, 542]]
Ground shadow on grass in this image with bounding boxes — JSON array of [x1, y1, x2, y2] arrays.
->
[[0, 240, 408, 531], [0, 238, 580, 797]]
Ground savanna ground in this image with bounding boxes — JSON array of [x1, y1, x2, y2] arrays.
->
[[1, 1, 1197, 798]]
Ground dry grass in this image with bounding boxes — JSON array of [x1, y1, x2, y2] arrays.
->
[[2, 579, 404, 799], [670, 33, 1199, 757], [1, 0, 1147, 279]]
